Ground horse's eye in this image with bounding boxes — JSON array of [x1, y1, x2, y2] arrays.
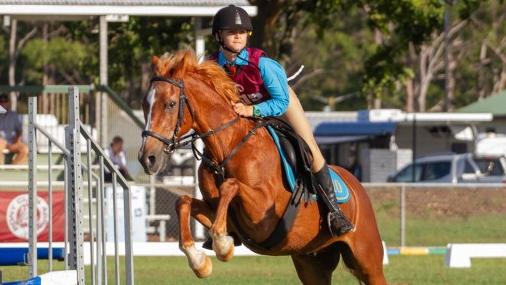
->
[[165, 101, 177, 111]]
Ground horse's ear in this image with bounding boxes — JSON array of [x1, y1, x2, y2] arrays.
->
[[151, 56, 160, 66]]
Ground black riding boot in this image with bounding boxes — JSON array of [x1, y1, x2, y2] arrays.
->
[[314, 164, 354, 236]]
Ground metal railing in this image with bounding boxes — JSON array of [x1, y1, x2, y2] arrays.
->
[[28, 87, 135, 285]]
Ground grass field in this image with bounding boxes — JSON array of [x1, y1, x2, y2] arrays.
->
[[2, 255, 506, 284], [2, 188, 505, 284], [369, 187, 506, 247], [376, 213, 506, 246]]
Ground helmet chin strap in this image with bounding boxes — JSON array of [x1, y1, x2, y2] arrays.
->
[[219, 36, 260, 71], [219, 38, 242, 55]]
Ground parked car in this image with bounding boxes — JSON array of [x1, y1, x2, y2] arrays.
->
[[387, 153, 506, 183]]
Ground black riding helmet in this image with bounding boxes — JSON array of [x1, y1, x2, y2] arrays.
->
[[212, 5, 253, 40]]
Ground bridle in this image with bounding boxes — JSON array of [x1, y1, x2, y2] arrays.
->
[[141, 77, 192, 154], [142, 76, 240, 153], [141, 76, 256, 177]]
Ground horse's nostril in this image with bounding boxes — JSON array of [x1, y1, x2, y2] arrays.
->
[[148, 155, 156, 166]]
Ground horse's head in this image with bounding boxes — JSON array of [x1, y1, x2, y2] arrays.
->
[[138, 53, 196, 174], [138, 50, 240, 175]]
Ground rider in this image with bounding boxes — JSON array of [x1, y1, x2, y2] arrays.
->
[[209, 5, 353, 236]]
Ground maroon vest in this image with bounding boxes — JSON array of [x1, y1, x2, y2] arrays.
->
[[210, 48, 271, 105]]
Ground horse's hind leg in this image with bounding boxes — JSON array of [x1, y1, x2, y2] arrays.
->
[[208, 178, 239, 262], [340, 239, 387, 285], [291, 245, 340, 285], [176, 195, 216, 278]]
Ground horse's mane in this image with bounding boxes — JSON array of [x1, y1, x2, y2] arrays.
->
[[154, 49, 239, 103]]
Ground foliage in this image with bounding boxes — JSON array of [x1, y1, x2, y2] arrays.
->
[[106, 17, 195, 107], [290, 5, 373, 110], [21, 37, 94, 83], [2, 1, 505, 112]]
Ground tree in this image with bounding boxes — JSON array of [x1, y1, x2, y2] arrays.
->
[[469, 0, 506, 98], [7, 19, 37, 110]]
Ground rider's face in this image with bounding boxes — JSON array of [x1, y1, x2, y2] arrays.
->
[[220, 29, 248, 52]]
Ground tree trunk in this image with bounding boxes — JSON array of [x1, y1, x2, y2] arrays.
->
[[373, 97, 381, 109], [477, 41, 488, 100], [140, 62, 151, 96], [447, 50, 457, 111], [249, 0, 283, 54], [278, 8, 299, 66], [405, 43, 416, 111], [492, 67, 506, 95], [42, 23, 49, 114], [8, 19, 17, 111], [405, 79, 414, 112], [372, 28, 384, 108]]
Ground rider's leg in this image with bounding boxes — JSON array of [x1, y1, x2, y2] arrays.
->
[[282, 88, 353, 236], [284, 88, 325, 172]]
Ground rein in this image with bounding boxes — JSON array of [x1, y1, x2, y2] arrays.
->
[[141, 76, 260, 178]]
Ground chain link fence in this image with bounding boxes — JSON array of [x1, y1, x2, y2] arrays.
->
[[137, 182, 506, 246], [367, 183, 506, 247]]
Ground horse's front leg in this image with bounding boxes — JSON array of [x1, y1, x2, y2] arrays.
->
[[176, 195, 216, 278], [209, 178, 239, 262]]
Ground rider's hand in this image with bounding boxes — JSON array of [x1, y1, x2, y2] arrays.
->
[[232, 102, 254, 117]]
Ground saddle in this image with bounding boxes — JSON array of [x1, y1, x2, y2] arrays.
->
[[265, 117, 315, 200], [266, 118, 350, 203]]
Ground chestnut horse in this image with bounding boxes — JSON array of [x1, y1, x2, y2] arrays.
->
[[138, 50, 386, 285]]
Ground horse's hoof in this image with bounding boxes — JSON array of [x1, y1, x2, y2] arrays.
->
[[193, 253, 212, 278], [181, 245, 213, 278], [213, 235, 234, 262], [217, 243, 234, 262]]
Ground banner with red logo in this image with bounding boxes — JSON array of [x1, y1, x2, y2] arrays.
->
[[0, 192, 65, 242]]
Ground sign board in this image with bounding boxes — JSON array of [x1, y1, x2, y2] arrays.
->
[[106, 186, 146, 242], [0, 192, 65, 242]]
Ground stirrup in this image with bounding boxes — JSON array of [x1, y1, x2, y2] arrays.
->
[[327, 211, 354, 236]]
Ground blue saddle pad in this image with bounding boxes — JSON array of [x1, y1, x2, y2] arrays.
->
[[267, 126, 350, 203]]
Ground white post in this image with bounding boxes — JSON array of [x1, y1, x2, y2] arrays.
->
[[400, 183, 406, 247], [195, 17, 206, 62], [99, 16, 108, 147], [194, 17, 206, 240], [28, 95, 38, 277], [67, 87, 85, 284]]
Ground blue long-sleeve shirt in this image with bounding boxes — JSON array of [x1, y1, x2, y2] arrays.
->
[[217, 49, 290, 117]]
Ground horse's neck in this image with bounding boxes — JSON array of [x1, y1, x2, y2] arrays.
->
[[200, 119, 252, 162], [191, 90, 251, 163]]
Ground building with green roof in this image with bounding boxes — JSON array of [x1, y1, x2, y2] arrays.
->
[[459, 90, 506, 116], [459, 90, 506, 134]]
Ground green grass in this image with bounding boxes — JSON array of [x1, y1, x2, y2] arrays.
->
[[404, 215, 506, 246], [376, 212, 506, 246], [369, 187, 506, 247], [2, 255, 506, 284]]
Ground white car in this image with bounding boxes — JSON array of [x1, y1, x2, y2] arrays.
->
[[387, 153, 506, 184]]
